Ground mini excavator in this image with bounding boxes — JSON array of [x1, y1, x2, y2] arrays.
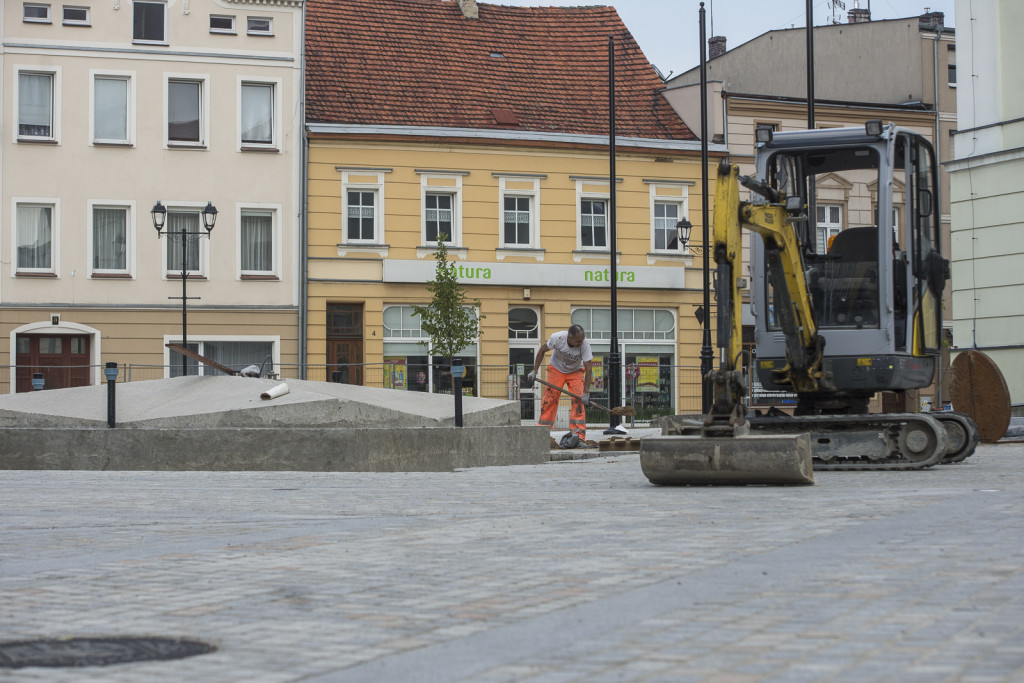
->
[[641, 122, 979, 485]]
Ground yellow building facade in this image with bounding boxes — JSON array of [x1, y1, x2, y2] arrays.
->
[[305, 135, 721, 420]]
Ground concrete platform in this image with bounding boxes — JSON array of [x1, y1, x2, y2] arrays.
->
[[0, 376, 549, 472]]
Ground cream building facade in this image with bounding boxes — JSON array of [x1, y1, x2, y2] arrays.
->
[[1, 0, 303, 392]]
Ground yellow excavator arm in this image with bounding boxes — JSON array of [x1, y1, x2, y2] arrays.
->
[[710, 161, 828, 422]]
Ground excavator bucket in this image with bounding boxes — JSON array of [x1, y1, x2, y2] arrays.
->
[[640, 433, 814, 486]]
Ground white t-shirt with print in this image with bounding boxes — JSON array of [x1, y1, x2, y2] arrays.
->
[[546, 330, 593, 373]]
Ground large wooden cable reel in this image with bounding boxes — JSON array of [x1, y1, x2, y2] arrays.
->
[[950, 350, 1011, 443]]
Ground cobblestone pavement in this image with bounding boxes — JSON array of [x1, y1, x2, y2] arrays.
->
[[2, 441, 1023, 682]]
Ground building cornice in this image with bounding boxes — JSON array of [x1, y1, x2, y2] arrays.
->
[[306, 123, 726, 155]]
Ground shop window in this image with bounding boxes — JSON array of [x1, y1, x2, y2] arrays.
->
[[382, 304, 478, 395]]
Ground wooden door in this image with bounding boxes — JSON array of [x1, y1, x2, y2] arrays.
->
[[326, 303, 364, 385], [328, 339, 364, 385], [16, 334, 91, 392]]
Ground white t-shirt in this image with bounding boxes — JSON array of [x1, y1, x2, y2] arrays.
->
[[546, 330, 593, 373]]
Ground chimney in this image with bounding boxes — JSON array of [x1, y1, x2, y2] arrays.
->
[[919, 10, 944, 31], [457, 0, 478, 19], [708, 35, 727, 60], [848, 8, 870, 23]]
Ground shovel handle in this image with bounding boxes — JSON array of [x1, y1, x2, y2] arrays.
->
[[529, 375, 613, 413]]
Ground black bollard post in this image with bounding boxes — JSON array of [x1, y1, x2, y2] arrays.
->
[[451, 358, 464, 428], [104, 362, 119, 428]]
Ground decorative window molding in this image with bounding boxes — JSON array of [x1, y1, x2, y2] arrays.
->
[[23, 3, 51, 22], [339, 169, 387, 256], [164, 73, 210, 148], [90, 69, 135, 146], [132, 0, 166, 43], [87, 200, 135, 278], [238, 77, 280, 151], [159, 201, 212, 279], [236, 202, 281, 279], [209, 14, 235, 33], [12, 197, 60, 276], [498, 175, 540, 251], [15, 66, 61, 144], [420, 173, 463, 248]]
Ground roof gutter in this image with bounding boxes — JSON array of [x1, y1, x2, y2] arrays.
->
[[305, 123, 726, 154]]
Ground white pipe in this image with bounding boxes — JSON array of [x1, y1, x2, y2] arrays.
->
[[260, 383, 290, 400]]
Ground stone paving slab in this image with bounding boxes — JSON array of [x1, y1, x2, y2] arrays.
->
[[1, 443, 1022, 681]]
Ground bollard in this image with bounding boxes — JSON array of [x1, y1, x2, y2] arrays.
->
[[104, 362, 119, 428]]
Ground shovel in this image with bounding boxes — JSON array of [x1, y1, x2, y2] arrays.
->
[[525, 375, 636, 417]]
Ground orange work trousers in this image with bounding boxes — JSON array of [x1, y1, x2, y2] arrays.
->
[[536, 366, 586, 439]]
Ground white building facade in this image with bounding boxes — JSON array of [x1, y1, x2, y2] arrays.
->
[[947, 0, 1024, 409]]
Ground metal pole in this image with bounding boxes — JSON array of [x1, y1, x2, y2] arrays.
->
[[602, 34, 618, 432], [699, 3, 714, 414], [806, 0, 815, 127], [181, 225, 188, 377], [606, 34, 621, 432]]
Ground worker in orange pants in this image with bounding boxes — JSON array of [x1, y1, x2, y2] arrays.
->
[[529, 324, 594, 443]]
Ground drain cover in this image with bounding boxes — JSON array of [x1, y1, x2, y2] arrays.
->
[[0, 637, 215, 669]]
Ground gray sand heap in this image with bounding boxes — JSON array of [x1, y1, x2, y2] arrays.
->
[[0, 376, 549, 472]]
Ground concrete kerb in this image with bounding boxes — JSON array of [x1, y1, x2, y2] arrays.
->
[[0, 425, 550, 472]]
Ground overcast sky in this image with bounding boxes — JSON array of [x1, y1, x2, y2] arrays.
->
[[497, 0, 956, 80]]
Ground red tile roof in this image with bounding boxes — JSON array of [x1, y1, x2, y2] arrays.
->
[[305, 0, 694, 141]]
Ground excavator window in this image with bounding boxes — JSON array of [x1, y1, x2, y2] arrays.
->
[[763, 146, 883, 331]]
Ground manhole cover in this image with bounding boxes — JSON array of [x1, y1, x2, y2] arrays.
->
[[0, 637, 216, 669]]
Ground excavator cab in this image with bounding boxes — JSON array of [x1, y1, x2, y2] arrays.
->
[[750, 123, 946, 413]]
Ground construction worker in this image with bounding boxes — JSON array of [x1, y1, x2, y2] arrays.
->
[[528, 324, 594, 443]]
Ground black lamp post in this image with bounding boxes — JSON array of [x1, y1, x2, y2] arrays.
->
[[152, 201, 217, 377], [104, 362, 119, 428]]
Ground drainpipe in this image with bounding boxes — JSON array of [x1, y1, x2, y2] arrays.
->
[[298, 0, 309, 379]]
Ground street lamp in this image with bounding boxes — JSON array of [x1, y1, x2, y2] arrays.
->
[[152, 201, 217, 377]]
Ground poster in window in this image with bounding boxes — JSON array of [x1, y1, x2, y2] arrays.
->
[[384, 357, 406, 389], [638, 356, 659, 392], [590, 358, 604, 390]]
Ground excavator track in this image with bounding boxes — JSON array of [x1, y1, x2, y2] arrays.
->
[[932, 411, 981, 464], [745, 413, 949, 470]]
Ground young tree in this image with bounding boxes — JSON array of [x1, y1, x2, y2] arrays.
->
[[410, 234, 484, 368]]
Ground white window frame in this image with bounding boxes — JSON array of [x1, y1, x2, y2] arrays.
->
[[420, 173, 463, 247], [209, 14, 236, 34], [23, 3, 51, 22], [14, 66, 61, 144], [62, 5, 89, 25], [237, 77, 280, 151], [816, 203, 843, 255], [90, 70, 135, 146], [87, 200, 135, 278], [132, 0, 166, 44], [339, 170, 387, 251], [164, 73, 210, 149], [577, 192, 609, 251], [246, 16, 273, 35], [648, 183, 689, 254], [12, 197, 60, 276], [498, 176, 540, 249], [235, 202, 281, 279], [160, 201, 211, 279], [162, 335, 280, 378]]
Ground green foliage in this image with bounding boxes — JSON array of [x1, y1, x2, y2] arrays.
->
[[410, 235, 484, 360]]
